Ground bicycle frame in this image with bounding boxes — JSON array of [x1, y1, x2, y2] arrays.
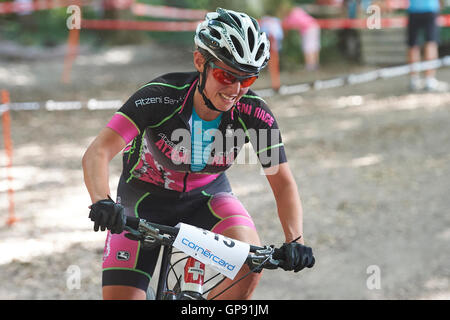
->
[[156, 244, 174, 300], [153, 245, 219, 300]]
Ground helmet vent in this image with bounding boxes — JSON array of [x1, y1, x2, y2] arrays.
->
[[250, 17, 259, 31], [229, 12, 242, 29], [247, 28, 255, 52], [210, 28, 222, 41], [255, 42, 265, 61], [230, 35, 244, 58]]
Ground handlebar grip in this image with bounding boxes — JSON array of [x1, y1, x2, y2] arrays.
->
[[125, 216, 140, 230], [272, 247, 284, 261]]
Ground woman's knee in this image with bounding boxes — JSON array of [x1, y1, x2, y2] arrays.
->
[[239, 267, 263, 299]]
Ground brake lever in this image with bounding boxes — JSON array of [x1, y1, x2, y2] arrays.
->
[[125, 219, 176, 249], [246, 246, 281, 272], [124, 226, 144, 241]]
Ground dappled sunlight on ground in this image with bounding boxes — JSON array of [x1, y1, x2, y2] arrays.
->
[[0, 44, 448, 299]]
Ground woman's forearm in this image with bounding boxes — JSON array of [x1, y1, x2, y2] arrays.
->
[[82, 147, 112, 204], [274, 183, 304, 244], [82, 128, 127, 204]]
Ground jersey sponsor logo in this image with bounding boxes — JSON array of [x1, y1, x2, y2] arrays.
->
[[236, 101, 252, 115], [135, 97, 162, 107], [253, 107, 275, 127], [155, 133, 189, 164], [134, 96, 184, 107], [236, 101, 274, 127], [210, 147, 239, 166], [135, 137, 177, 190], [116, 251, 130, 261]]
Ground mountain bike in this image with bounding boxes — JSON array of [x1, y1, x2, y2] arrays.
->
[[123, 216, 291, 300]]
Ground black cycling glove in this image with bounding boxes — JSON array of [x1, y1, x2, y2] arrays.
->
[[276, 242, 315, 272], [89, 197, 126, 234]]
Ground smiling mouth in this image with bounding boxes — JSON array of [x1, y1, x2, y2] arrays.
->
[[219, 93, 237, 103]]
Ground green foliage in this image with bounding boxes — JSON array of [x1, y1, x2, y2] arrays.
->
[[292, 0, 315, 4], [140, 0, 267, 48], [0, 5, 101, 47], [164, 0, 210, 10], [279, 30, 303, 68], [263, 0, 292, 17], [318, 29, 345, 64], [1, 8, 67, 46], [279, 28, 345, 69]]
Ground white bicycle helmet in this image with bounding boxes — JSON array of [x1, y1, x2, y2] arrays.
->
[[195, 8, 270, 74]]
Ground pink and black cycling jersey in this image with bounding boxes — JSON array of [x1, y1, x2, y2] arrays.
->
[[106, 71, 287, 194]]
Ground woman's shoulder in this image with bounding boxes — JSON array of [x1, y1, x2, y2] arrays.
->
[[137, 72, 199, 94], [237, 89, 271, 114], [236, 90, 278, 129]]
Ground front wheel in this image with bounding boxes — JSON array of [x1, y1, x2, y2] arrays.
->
[[146, 286, 156, 300]]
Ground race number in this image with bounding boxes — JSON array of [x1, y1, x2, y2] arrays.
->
[[173, 223, 250, 280]]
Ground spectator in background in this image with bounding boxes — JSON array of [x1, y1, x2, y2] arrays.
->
[[344, 0, 372, 18], [281, 4, 321, 71], [260, 15, 284, 52], [260, 15, 284, 90], [407, 0, 448, 91]]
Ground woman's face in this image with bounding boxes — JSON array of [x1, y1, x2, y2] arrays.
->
[[194, 51, 255, 112]]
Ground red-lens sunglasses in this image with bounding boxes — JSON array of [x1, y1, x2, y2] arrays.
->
[[209, 62, 258, 88]]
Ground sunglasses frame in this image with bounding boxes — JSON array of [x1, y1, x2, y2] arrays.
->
[[208, 62, 258, 87]]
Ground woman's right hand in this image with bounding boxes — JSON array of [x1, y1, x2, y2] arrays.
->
[[89, 197, 126, 234]]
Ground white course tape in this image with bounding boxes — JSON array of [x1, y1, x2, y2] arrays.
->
[[378, 65, 411, 79], [279, 83, 311, 96], [255, 56, 449, 97], [9, 102, 40, 110], [45, 100, 82, 111], [347, 70, 379, 85], [2, 56, 449, 112], [87, 99, 123, 110], [0, 103, 9, 114], [313, 77, 346, 90], [443, 56, 450, 66]]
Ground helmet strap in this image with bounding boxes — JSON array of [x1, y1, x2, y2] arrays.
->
[[198, 61, 228, 113]]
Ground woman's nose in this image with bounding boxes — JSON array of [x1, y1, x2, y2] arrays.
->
[[228, 80, 241, 94]]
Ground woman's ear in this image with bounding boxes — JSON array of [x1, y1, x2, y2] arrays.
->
[[193, 50, 206, 73]]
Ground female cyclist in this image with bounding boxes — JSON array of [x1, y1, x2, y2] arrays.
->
[[82, 8, 315, 300]]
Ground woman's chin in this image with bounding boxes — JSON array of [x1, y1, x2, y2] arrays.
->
[[211, 103, 232, 112]]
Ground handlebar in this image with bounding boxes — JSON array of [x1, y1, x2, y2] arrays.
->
[[126, 216, 179, 237], [123, 216, 286, 271]]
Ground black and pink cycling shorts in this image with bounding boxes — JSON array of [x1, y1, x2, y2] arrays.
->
[[101, 174, 256, 291]]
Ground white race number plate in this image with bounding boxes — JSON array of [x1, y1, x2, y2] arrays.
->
[[173, 223, 250, 280]]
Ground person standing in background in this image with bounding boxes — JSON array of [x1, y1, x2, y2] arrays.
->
[[281, 4, 321, 71], [260, 15, 284, 52], [407, 0, 448, 91], [260, 15, 284, 90]]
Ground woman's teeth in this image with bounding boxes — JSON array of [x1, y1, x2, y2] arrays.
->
[[219, 93, 235, 102]]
